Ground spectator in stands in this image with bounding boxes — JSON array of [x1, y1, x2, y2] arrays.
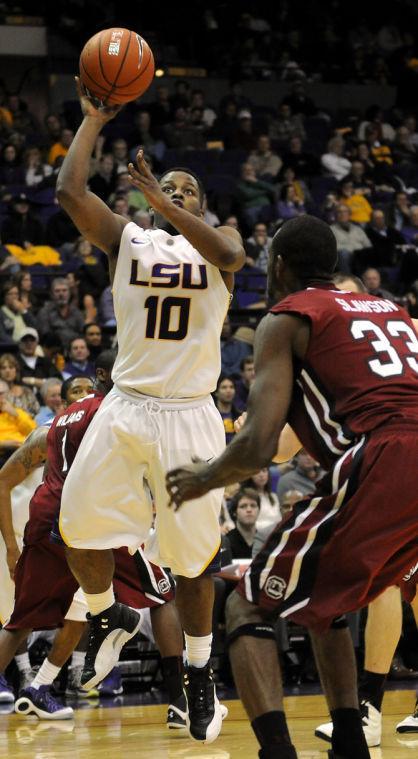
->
[[190, 89, 217, 128], [235, 162, 276, 230], [348, 159, 373, 197], [1, 193, 44, 247], [37, 277, 84, 348], [35, 377, 64, 426], [17, 328, 62, 392], [65, 271, 96, 324], [277, 449, 320, 501], [0, 379, 36, 464], [0, 353, 39, 417], [338, 178, 373, 224], [0, 280, 38, 341], [0, 244, 20, 278], [282, 135, 319, 177], [276, 182, 306, 220], [282, 81, 317, 118], [245, 222, 272, 272], [366, 208, 405, 267], [227, 109, 257, 151], [242, 468, 281, 531], [83, 322, 105, 361], [169, 79, 192, 111], [267, 102, 306, 144], [111, 138, 129, 173], [129, 110, 166, 165], [321, 192, 339, 224], [401, 204, 418, 244], [99, 285, 116, 328], [43, 113, 62, 147], [362, 267, 395, 300], [225, 488, 261, 559], [280, 489, 304, 521], [219, 82, 253, 115], [321, 136, 352, 181], [209, 99, 239, 146], [38, 332, 65, 376], [364, 123, 393, 171], [62, 337, 95, 380], [214, 374, 240, 445], [403, 114, 418, 148], [162, 106, 207, 150], [203, 195, 220, 228], [148, 84, 172, 129], [387, 190, 411, 230], [7, 94, 38, 136], [330, 204, 372, 272], [73, 237, 108, 301], [220, 315, 254, 377], [88, 154, 116, 201], [357, 105, 396, 142], [12, 270, 38, 313], [47, 127, 74, 166], [223, 215, 240, 229], [247, 134, 282, 182], [234, 355, 255, 411], [277, 165, 311, 206], [133, 209, 153, 229], [24, 146, 53, 187], [44, 204, 80, 249], [0, 143, 25, 185], [392, 125, 417, 164]]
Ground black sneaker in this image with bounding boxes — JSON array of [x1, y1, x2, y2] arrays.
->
[[81, 603, 141, 690], [183, 663, 224, 743]]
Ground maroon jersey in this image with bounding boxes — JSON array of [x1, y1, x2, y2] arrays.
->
[[25, 393, 102, 543], [271, 284, 418, 469]]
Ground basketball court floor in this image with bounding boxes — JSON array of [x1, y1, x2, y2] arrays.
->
[[1, 688, 416, 758]]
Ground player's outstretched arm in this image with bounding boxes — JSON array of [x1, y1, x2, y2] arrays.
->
[[0, 427, 48, 579], [128, 150, 246, 272], [56, 77, 128, 262], [167, 313, 304, 508]]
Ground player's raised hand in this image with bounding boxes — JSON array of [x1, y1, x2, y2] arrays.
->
[[75, 76, 122, 123], [128, 149, 165, 207], [166, 461, 211, 510]]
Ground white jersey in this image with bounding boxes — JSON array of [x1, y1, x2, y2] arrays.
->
[[112, 222, 230, 399]]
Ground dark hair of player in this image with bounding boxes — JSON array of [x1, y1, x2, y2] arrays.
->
[[60, 375, 87, 401], [158, 167, 205, 206], [95, 349, 116, 372], [271, 215, 338, 279]]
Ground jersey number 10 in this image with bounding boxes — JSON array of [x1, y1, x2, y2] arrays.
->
[[144, 295, 190, 341]]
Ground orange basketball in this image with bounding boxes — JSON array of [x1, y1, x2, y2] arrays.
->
[[79, 27, 155, 106]]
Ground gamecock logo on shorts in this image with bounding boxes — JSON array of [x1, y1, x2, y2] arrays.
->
[[158, 578, 171, 595], [264, 575, 287, 600]]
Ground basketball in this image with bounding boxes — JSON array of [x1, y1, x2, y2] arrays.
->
[[79, 27, 155, 106]]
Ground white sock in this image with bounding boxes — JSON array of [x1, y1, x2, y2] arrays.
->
[[71, 650, 85, 668], [31, 659, 61, 690], [15, 652, 31, 672], [84, 586, 115, 616], [185, 633, 213, 668]]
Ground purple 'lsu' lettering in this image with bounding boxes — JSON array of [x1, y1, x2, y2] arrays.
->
[[130, 261, 208, 289]]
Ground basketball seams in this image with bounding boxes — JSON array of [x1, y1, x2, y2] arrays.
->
[[117, 45, 153, 88], [107, 29, 133, 100], [80, 57, 112, 99], [98, 32, 113, 87]]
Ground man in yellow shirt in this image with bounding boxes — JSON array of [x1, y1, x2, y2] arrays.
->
[[339, 178, 373, 224], [0, 380, 36, 463], [47, 128, 74, 166]]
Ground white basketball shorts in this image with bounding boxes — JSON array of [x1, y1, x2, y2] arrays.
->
[[60, 388, 225, 578]]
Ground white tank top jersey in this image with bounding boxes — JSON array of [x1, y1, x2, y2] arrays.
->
[[111, 222, 231, 399]]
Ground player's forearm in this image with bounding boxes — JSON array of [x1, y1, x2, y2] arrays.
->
[[155, 198, 245, 272], [203, 427, 277, 488], [0, 484, 15, 548], [57, 116, 102, 202]]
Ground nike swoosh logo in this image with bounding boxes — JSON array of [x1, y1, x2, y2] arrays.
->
[[131, 237, 147, 244]]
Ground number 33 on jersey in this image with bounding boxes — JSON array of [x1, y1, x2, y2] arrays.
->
[[111, 224, 231, 398]]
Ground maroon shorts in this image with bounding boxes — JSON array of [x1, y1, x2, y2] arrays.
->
[[238, 421, 418, 631], [6, 540, 175, 632]]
